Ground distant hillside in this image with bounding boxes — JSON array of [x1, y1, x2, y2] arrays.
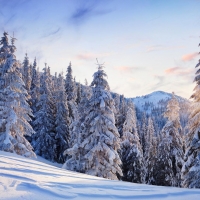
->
[[131, 91, 189, 113], [130, 91, 190, 132]]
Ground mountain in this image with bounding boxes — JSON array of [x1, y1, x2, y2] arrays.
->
[[130, 91, 190, 131], [131, 91, 189, 114], [1, 151, 200, 200]]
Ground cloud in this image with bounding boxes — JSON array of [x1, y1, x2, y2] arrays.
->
[[42, 27, 61, 38], [146, 45, 185, 53], [146, 45, 164, 52], [165, 67, 180, 74], [164, 67, 194, 78], [76, 52, 112, 60], [69, 1, 113, 25], [182, 52, 198, 61], [115, 66, 141, 73]]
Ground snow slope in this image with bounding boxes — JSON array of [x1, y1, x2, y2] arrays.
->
[[1, 151, 200, 200]]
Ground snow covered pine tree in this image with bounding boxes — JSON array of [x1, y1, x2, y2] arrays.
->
[[63, 61, 122, 180], [65, 62, 78, 122], [145, 117, 157, 184], [32, 64, 56, 162], [182, 43, 200, 188], [55, 73, 70, 163], [155, 93, 183, 186], [0, 32, 35, 157], [120, 100, 144, 183]]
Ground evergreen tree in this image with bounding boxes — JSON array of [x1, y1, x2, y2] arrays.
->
[[145, 117, 157, 184], [155, 93, 183, 186], [0, 32, 35, 157], [65, 62, 76, 102], [76, 82, 81, 105], [117, 95, 126, 137], [140, 113, 147, 155], [121, 100, 144, 183], [32, 64, 56, 162], [182, 45, 200, 188], [63, 63, 122, 180], [113, 93, 121, 130], [65, 62, 78, 121], [22, 53, 32, 94], [30, 58, 40, 114], [55, 73, 70, 163]]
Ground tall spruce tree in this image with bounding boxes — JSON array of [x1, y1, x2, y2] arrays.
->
[[63, 62, 122, 180], [117, 95, 126, 137], [155, 93, 183, 186], [30, 58, 40, 114], [0, 32, 35, 157], [55, 73, 70, 163], [22, 53, 32, 95], [65, 62, 78, 120], [32, 64, 56, 162], [145, 117, 157, 184], [121, 100, 144, 183], [182, 43, 200, 188]]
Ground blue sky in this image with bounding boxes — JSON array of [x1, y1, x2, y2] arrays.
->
[[0, 0, 200, 98]]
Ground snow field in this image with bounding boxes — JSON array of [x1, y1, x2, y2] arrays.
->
[[1, 151, 200, 200]]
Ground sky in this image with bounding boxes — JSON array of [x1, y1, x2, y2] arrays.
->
[[0, 0, 199, 99]]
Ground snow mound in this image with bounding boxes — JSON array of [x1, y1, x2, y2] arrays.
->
[[1, 151, 200, 200]]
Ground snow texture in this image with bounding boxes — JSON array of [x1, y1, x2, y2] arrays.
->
[[1, 151, 200, 200]]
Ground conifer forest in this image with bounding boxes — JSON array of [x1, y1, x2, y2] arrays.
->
[[1, 31, 200, 189]]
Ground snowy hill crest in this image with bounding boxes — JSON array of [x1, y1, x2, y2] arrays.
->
[[131, 91, 188, 113]]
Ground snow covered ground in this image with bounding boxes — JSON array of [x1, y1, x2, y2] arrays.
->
[[1, 151, 200, 200]]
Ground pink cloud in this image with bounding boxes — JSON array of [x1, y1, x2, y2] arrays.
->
[[165, 67, 194, 76], [165, 67, 180, 74], [115, 66, 141, 73], [76, 52, 112, 60], [182, 52, 198, 61]]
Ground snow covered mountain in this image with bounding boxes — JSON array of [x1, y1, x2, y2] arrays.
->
[[131, 91, 189, 113], [1, 151, 200, 200], [130, 91, 190, 131]]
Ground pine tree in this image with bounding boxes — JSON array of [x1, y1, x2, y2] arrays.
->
[[0, 32, 35, 157], [65, 62, 76, 102], [30, 58, 40, 114], [117, 95, 126, 137], [182, 44, 200, 188], [55, 73, 70, 163], [113, 93, 121, 130], [63, 62, 122, 180], [145, 117, 157, 184], [22, 53, 32, 94], [121, 100, 144, 183], [155, 93, 183, 186], [32, 64, 56, 162], [76, 82, 81, 105], [140, 113, 147, 155], [65, 62, 78, 122]]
